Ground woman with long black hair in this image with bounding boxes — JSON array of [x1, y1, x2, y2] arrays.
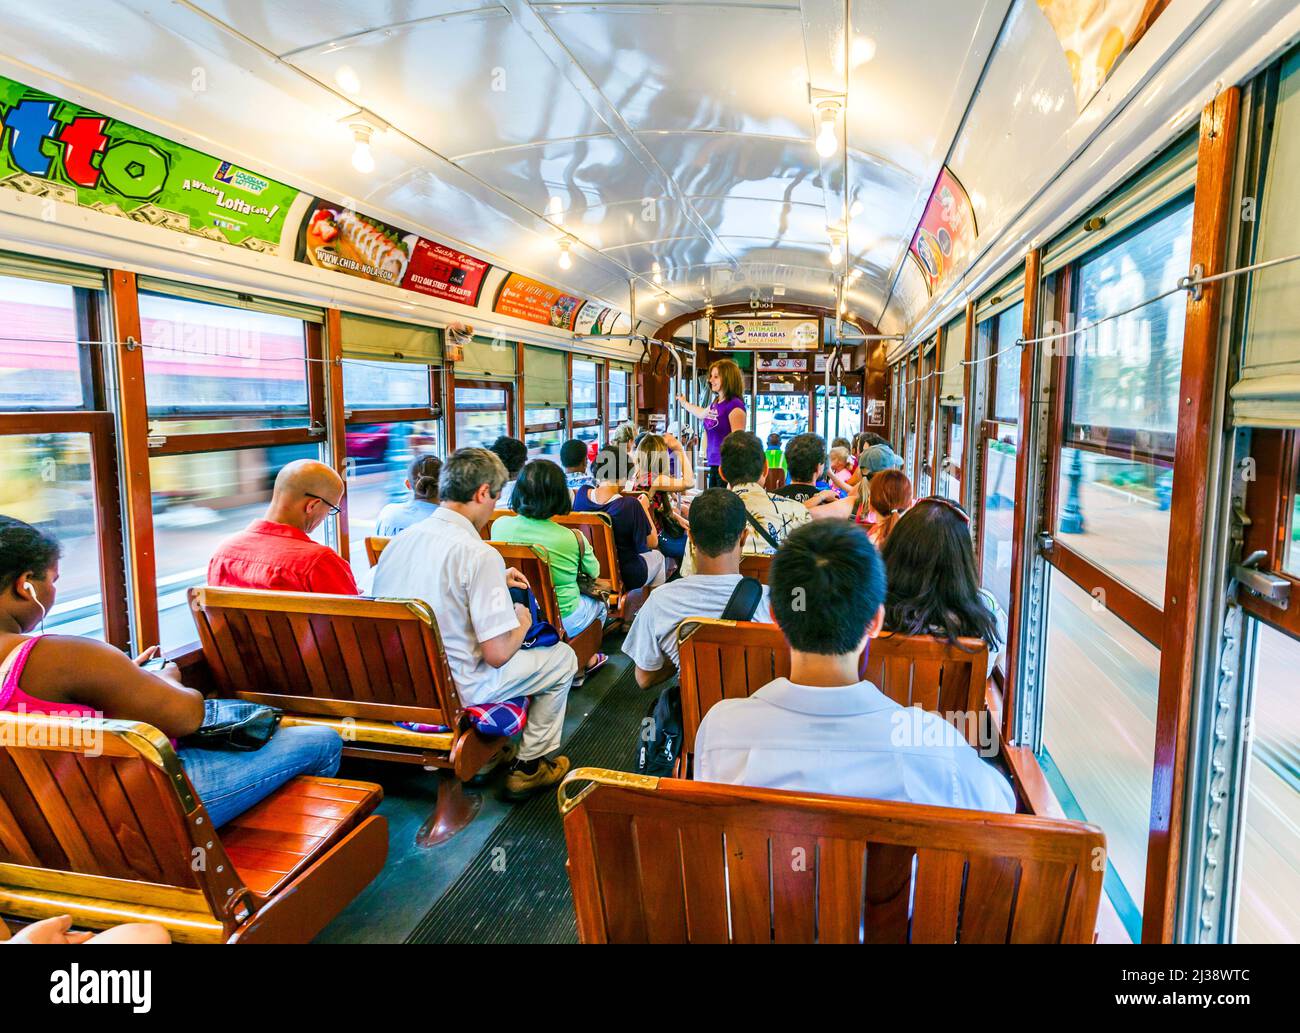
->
[[879, 497, 1006, 676]]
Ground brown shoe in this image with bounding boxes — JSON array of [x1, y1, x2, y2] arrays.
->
[[503, 755, 571, 801]]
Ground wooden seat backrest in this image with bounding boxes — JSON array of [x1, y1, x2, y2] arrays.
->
[[559, 768, 1105, 943], [189, 586, 463, 727], [554, 511, 622, 594], [0, 712, 251, 942], [676, 620, 791, 759], [480, 509, 515, 540], [738, 553, 772, 584], [864, 634, 989, 746], [365, 536, 389, 567], [677, 621, 988, 753], [487, 541, 565, 630], [762, 467, 787, 492]]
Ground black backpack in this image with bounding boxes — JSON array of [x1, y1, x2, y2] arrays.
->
[[634, 576, 765, 777]]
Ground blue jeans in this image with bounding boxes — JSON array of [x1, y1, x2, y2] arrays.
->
[[177, 726, 342, 828], [561, 592, 607, 639]]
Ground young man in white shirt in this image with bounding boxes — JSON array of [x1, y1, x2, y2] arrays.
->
[[694, 520, 1016, 813], [373, 447, 578, 799], [622, 488, 773, 689]]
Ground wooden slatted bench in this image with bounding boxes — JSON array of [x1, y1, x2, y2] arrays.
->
[[558, 767, 1105, 944], [676, 620, 992, 776], [0, 711, 387, 943], [188, 586, 511, 846], [554, 511, 645, 624], [487, 542, 604, 672]]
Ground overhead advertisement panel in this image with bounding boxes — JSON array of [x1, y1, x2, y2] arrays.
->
[[712, 316, 821, 351], [295, 197, 490, 305], [0, 75, 297, 252], [1037, 0, 1169, 112], [492, 273, 617, 333], [909, 167, 978, 296]]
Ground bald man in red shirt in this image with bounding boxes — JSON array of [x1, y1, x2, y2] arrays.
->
[[208, 459, 359, 596]]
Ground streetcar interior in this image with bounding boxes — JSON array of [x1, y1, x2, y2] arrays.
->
[[0, 0, 1296, 947]]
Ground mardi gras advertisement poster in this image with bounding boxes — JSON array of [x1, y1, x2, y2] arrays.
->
[[493, 273, 585, 330], [0, 75, 297, 252], [1037, 0, 1170, 111], [909, 166, 978, 295]]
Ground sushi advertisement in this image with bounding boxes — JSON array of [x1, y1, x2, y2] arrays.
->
[[295, 198, 489, 305]]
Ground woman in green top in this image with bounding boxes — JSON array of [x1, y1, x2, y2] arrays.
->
[[493, 460, 607, 664]]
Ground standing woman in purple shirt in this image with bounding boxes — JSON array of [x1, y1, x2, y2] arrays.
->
[[677, 358, 747, 488]]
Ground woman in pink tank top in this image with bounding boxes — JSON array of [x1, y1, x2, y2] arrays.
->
[[1, 515, 342, 830]]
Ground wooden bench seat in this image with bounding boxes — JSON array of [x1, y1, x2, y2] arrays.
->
[[676, 620, 992, 775], [0, 712, 387, 944], [558, 767, 1106, 944], [488, 542, 604, 672], [189, 586, 510, 847]]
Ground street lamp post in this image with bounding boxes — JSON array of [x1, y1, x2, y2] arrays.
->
[[1059, 448, 1086, 533]]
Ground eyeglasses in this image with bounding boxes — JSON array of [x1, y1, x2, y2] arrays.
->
[[916, 494, 971, 524], [305, 492, 343, 517]]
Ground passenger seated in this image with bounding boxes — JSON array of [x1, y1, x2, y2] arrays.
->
[[843, 440, 905, 489], [372, 449, 577, 799], [693, 520, 1015, 812], [623, 488, 773, 689], [492, 459, 607, 673], [678, 431, 809, 576], [827, 444, 853, 491], [881, 497, 1006, 679], [774, 433, 839, 506], [631, 432, 693, 565], [374, 454, 441, 536], [764, 433, 787, 475], [560, 438, 593, 495], [0, 517, 342, 827], [865, 469, 913, 547], [207, 458, 358, 595], [4, 915, 170, 945], [574, 446, 667, 592], [491, 435, 528, 509]]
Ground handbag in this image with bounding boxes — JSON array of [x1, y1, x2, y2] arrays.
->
[[574, 532, 612, 605], [182, 698, 281, 752], [509, 585, 562, 649]]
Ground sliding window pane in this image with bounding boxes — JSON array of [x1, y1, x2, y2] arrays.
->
[[609, 370, 630, 427], [992, 303, 1024, 423], [0, 276, 85, 408], [573, 359, 599, 424], [0, 433, 103, 638], [454, 386, 509, 449], [1040, 569, 1159, 938], [524, 408, 563, 462], [345, 420, 440, 569], [1236, 621, 1300, 943], [1056, 200, 1193, 604], [342, 359, 430, 409], [149, 443, 321, 649], [981, 424, 1018, 621], [139, 294, 309, 420]]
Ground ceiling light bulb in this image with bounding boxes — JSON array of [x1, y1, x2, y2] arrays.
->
[[657, 299, 667, 316], [828, 235, 843, 266], [558, 240, 572, 270], [815, 104, 839, 158], [351, 126, 375, 174], [652, 261, 662, 286]]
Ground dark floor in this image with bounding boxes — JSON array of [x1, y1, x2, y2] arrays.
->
[[315, 635, 633, 944]]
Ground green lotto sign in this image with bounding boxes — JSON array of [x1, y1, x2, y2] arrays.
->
[[0, 75, 299, 252]]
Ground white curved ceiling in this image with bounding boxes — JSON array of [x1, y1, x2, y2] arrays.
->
[[0, 0, 1182, 336]]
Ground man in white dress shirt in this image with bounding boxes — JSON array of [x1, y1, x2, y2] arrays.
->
[[373, 447, 577, 800], [622, 487, 774, 688], [694, 520, 1015, 813]]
